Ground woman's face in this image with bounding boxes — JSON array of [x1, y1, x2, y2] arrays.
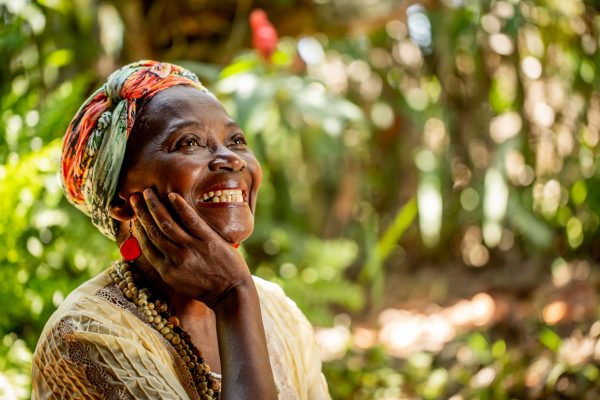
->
[[115, 85, 262, 244]]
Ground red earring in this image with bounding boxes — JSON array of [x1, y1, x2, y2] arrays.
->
[[120, 219, 142, 261]]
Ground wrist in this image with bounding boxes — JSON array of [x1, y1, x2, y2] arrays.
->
[[210, 276, 258, 315]]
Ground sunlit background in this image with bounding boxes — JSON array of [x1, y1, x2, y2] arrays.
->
[[1, 0, 600, 398]]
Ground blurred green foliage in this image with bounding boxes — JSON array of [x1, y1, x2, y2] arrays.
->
[[1, 0, 600, 398]]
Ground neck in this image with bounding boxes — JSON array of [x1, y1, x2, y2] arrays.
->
[[128, 256, 205, 316]]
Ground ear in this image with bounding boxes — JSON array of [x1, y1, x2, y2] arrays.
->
[[109, 195, 134, 222]]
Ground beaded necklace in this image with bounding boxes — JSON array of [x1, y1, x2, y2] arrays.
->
[[110, 260, 221, 399]]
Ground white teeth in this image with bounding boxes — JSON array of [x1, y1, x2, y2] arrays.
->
[[202, 189, 244, 202]]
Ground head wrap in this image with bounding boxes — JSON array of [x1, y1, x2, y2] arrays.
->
[[61, 60, 208, 240]]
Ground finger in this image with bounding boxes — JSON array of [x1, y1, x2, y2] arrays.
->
[[168, 192, 221, 241], [131, 193, 179, 255], [142, 188, 189, 244], [133, 218, 164, 268]]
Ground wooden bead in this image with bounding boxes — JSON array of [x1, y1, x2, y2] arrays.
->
[[111, 262, 218, 399]]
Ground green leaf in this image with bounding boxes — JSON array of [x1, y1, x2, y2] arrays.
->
[[539, 327, 562, 352]]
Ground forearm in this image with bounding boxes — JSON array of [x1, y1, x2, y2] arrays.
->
[[214, 279, 278, 399]]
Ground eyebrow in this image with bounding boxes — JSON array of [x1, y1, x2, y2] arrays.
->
[[165, 120, 203, 136], [165, 119, 241, 134], [226, 120, 241, 130]]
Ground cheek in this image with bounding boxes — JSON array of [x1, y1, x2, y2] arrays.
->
[[157, 158, 206, 197], [247, 159, 262, 213], [249, 159, 262, 190]]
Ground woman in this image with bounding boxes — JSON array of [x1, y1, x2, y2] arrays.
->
[[32, 60, 330, 399]]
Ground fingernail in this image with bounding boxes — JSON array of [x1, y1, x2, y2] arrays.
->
[[143, 188, 152, 198], [168, 192, 176, 202]]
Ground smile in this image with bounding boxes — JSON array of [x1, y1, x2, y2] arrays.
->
[[200, 189, 246, 204]]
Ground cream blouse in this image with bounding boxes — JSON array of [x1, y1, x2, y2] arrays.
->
[[32, 268, 330, 399]]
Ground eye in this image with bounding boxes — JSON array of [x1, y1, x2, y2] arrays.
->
[[230, 134, 247, 147], [178, 137, 202, 147]]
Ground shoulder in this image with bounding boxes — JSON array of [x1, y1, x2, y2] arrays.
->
[[252, 275, 303, 320], [32, 269, 192, 400], [252, 274, 315, 344], [252, 275, 314, 338], [40, 268, 113, 329], [33, 268, 145, 360]]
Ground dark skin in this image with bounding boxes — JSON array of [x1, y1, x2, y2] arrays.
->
[[109, 85, 277, 399]]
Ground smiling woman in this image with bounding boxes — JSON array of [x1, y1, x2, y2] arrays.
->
[[113, 85, 261, 247], [31, 61, 330, 400]]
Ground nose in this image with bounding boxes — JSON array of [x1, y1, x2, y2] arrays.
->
[[208, 148, 247, 172]]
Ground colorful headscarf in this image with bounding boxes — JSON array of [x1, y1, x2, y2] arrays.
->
[[61, 60, 208, 240]]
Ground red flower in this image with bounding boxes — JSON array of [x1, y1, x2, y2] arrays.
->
[[250, 9, 278, 61]]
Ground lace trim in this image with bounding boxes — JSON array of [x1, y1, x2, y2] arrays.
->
[[95, 283, 203, 400], [57, 319, 128, 400]]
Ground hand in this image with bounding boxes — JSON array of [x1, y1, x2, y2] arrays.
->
[[130, 188, 253, 308]]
